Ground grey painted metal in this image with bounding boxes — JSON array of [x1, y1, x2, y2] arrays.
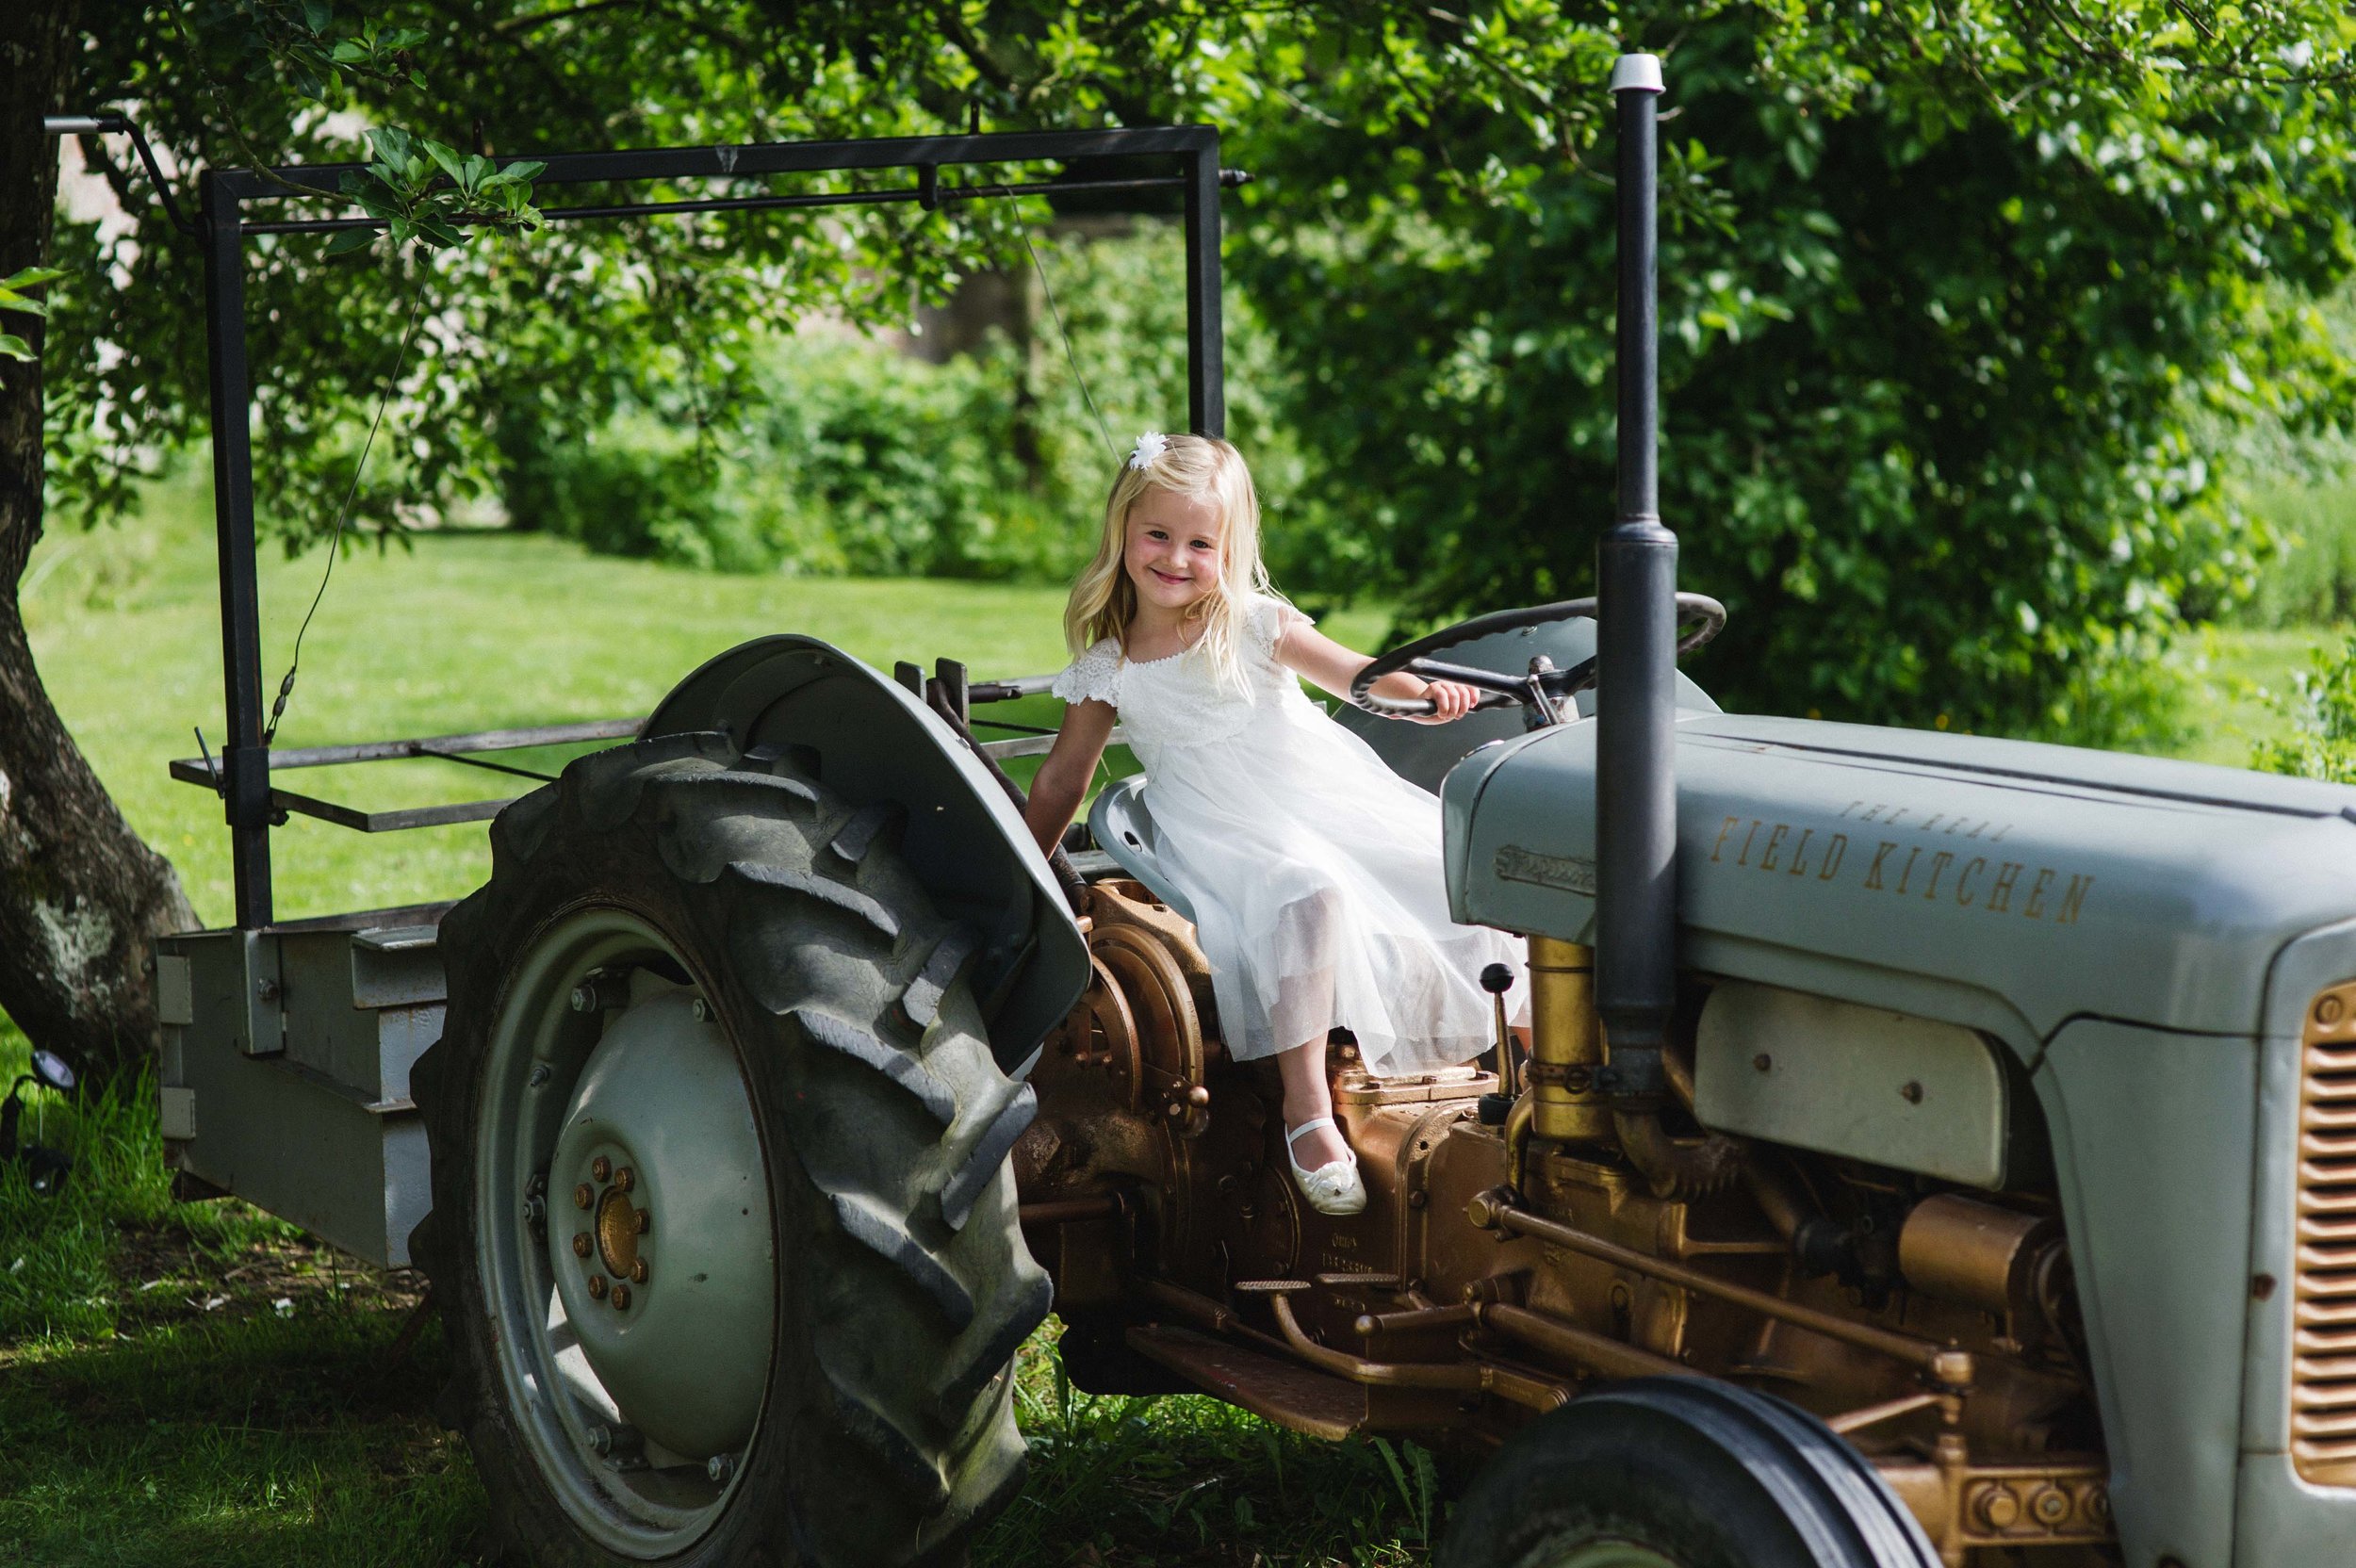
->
[[171, 716, 643, 776], [155, 923, 438, 1266], [1087, 778, 1199, 925], [1185, 141, 1225, 435], [2230, 914, 2356, 1567], [1693, 981, 2013, 1187], [546, 988, 774, 1460], [1446, 711, 2356, 1041], [640, 636, 1088, 1073], [1441, 710, 2356, 1565], [1594, 54, 1677, 1072], [201, 172, 273, 928], [470, 906, 753, 1550]]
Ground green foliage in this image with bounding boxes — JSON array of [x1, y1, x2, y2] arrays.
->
[[2250, 631, 2356, 782], [2233, 480, 2356, 628], [0, 1021, 296, 1344], [0, 265, 65, 362], [332, 127, 545, 256]]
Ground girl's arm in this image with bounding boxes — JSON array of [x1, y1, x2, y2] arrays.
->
[[1023, 698, 1119, 858], [1272, 621, 1481, 724]]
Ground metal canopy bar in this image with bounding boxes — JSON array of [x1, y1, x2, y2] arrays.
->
[[242, 172, 1192, 237], [168, 715, 644, 786], [214, 124, 1219, 201]]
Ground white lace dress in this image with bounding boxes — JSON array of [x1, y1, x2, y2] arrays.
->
[[1052, 594, 1524, 1075]]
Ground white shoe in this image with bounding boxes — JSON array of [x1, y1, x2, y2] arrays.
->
[[1284, 1116, 1367, 1216]]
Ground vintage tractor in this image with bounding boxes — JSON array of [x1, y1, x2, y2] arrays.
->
[[136, 57, 2356, 1568]]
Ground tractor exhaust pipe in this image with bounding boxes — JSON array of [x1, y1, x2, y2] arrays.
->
[[1595, 53, 1677, 1103]]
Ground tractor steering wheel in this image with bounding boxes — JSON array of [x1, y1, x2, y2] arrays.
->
[[1346, 595, 1727, 722]]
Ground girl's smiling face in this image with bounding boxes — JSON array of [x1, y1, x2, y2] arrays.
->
[[1122, 487, 1225, 615]]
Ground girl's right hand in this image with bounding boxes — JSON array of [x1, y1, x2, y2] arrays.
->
[[1413, 678, 1481, 724]]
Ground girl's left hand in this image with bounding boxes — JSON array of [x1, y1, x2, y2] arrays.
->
[[1412, 678, 1482, 725]]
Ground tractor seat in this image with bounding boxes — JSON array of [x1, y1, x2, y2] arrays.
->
[[1086, 776, 1199, 925]]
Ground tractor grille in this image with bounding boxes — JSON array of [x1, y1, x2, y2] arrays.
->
[[2295, 981, 2356, 1487]]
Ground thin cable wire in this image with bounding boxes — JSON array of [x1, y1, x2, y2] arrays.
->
[[1005, 192, 1119, 461], [265, 280, 429, 745]]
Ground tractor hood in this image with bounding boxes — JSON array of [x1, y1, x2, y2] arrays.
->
[[1444, 712, 2356, 1043]]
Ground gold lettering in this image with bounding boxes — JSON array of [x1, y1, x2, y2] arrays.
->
[[1842, 800, 1866, 819], [1921, 814, 1945, 833], [1894, 846, 1922, 895], [1760, 824, 1789, 872], [2056, 874, 2094, 925], [1788, 828, 1814, 876], [1818, 834, 1847, 880], [1988, 861, 2023, 914], [1864, 841, 1897, 890], [1921, 850, 1955, 900], [2025, 868, 2054, 920], [1860, 804, 1885, 823], [1738, 820, 1761, 867], [1711, 816, 1741, 863], [1955, 857, 1987, 906]]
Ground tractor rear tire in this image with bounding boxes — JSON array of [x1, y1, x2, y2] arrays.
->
[[1438, 1378, 1940, 1568], [409, 729, 1054, 1566]]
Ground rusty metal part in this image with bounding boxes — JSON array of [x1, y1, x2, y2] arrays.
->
[[1354, 1302, 1478, 1338], [1875, 1452, 2110, 1565], [597, 1186, 642, 1279], [614, 1165, 635, 1193], [1469, 1187, 1970, 1380], [1474, 1301, 1696, 1381], [1503, 1092, 1534, 1196], [1898, 1193, 2057, 1318], [571, 1232, 593, 1259], [1018, 1195, 1125, 1226], [592, 1155, 612, 1183], [573, 1183, 594, 1211], [630, 1258, 648, 1284], [1267, 1291, 1568, 1413], [587, 1274, 607, 1299], [1612, 1107, 1746, 1200], [611, 1283, 632, 1310], [1526, 939, 1612, 1143], [2292, 979, 2356, 1487], [1826, 1389, 1943, 1435]]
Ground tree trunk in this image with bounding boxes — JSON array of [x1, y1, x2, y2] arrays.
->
[[1, 0, 200, 1084]]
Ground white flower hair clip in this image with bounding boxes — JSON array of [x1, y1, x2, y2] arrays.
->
[[1128, 431, 1169, 471]]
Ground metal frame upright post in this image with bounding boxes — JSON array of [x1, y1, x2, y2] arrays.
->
[[200, 171, 274, 929], [1183, 142, 1225, 437]]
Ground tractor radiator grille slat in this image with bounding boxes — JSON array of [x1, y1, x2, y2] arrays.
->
[[2295, 984, 2356, 1489]]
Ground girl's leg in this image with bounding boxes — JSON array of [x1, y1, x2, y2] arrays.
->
[[1276, 1038, 1351, 1168]]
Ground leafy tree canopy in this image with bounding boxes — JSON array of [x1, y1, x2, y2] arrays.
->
[[46, 1, 2356, 740]]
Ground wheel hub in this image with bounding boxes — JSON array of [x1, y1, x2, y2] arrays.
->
[[547, 988, 776, 1460]]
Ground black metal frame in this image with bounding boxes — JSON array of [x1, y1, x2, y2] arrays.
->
[[188, 125, 1231, 928]]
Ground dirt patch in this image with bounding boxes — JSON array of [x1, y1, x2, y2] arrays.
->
[[108, 1214, 427, 1333]]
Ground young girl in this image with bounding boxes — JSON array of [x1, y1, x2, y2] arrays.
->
[[1023, 432, 1525, 1217]]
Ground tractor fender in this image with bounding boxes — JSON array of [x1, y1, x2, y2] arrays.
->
[[642, 634, 1087, 1077]]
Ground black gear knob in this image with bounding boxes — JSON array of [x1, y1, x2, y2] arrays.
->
[[1481, 962, 1515, 995]]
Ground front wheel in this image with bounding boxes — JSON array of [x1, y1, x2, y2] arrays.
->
[[1439, 1379, 1940, 1568], [409, 730, 1054, 1566]]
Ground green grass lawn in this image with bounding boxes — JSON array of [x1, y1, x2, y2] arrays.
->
[[6, 476, 2348, 1565]]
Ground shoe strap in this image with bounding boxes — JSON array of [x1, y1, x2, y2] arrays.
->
[[1285, 1115, 1338, 1148]]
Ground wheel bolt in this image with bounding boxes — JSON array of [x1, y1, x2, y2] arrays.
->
[[573, 1184, 594, 1210], [635, 1210, 650, 1235], [587, 1275, 607, 1298], [611, 1284, 631, 1310], [592, 1155, 612, 1182], [631, 1259, 648, 1283], [569, 985, 597, 1014], [706, 1453, 735, 1484], [522, 1195, 546, 1232], [588, 1423, 614, 1457], [572, 1233, 593, 1258], [692, 997, 712, 1022], [528, 1063, 551, 1088], [615, 1166, 635, 1192]]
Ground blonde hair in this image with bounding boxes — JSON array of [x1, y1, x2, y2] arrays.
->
[[1063, 433, 1274, 689]]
